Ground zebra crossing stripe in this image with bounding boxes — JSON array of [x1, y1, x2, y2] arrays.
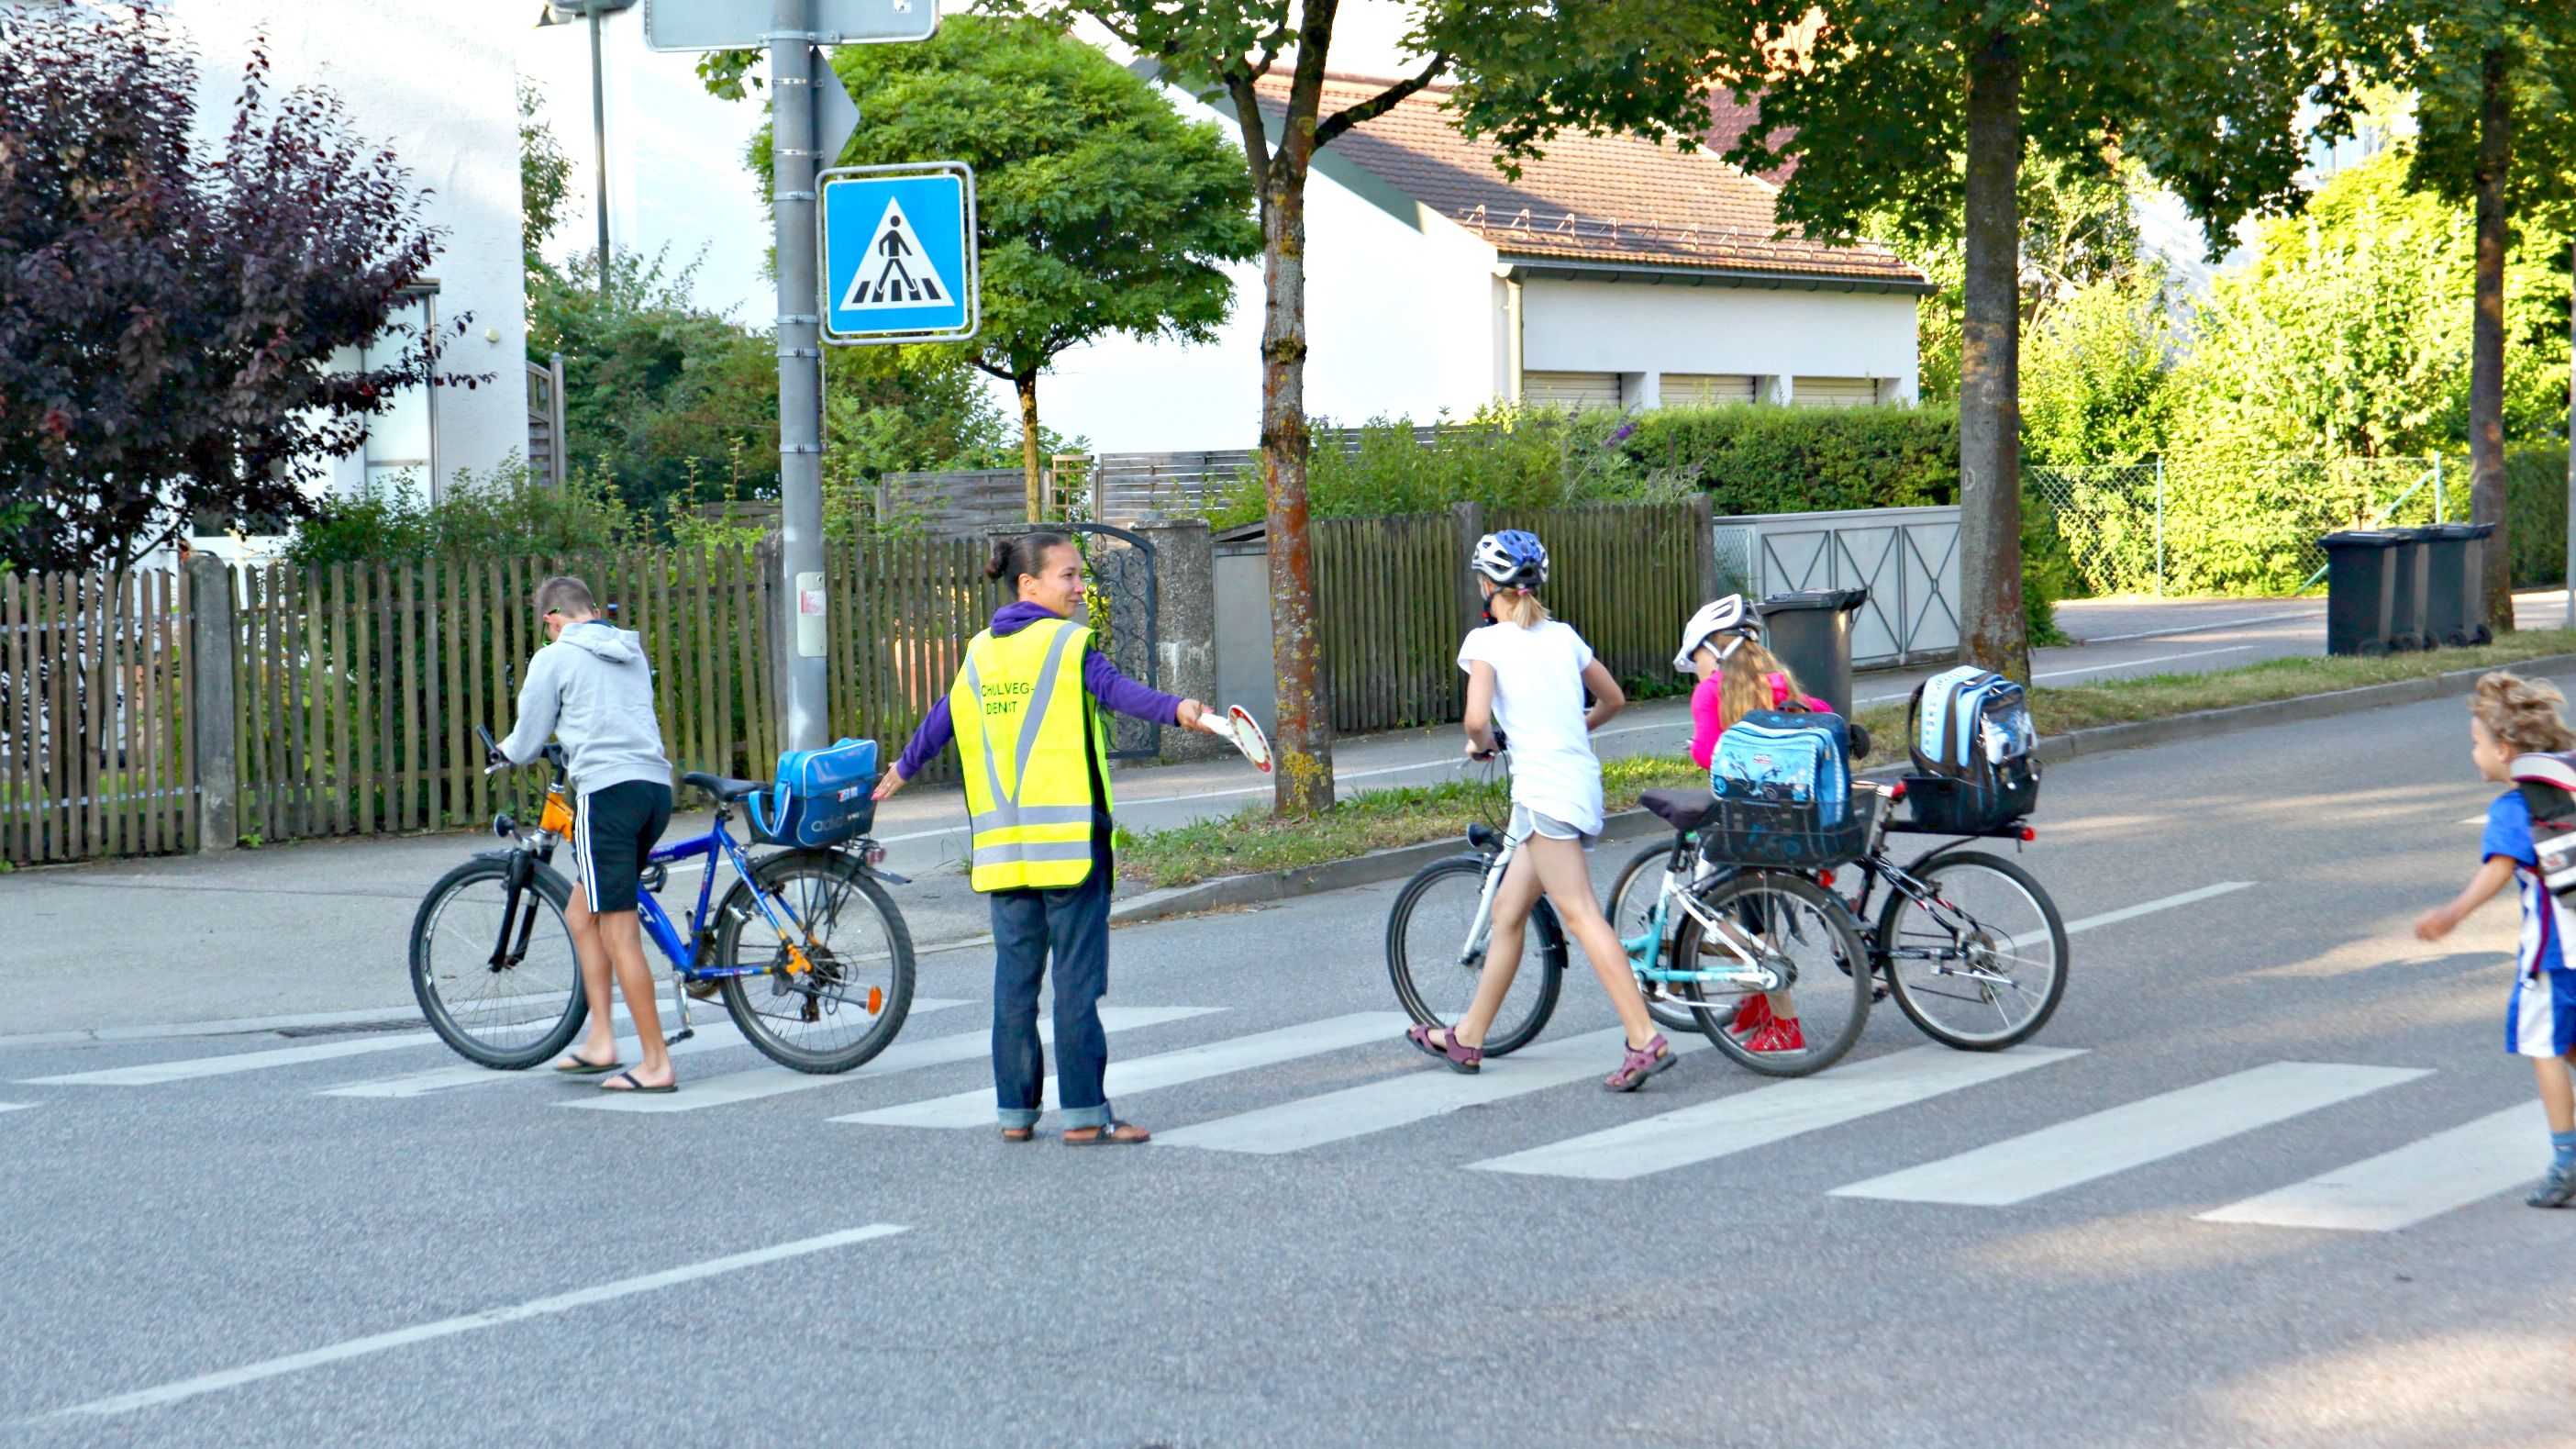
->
[[0, 1102, 31, 1115], [1470, 1045, 2084, 1182], [323, 998, 972, 1099], [1830, 1061, 2428, 1206], [2045, 881, 2254, 942], [835, 1012, 1411, 1130], [1157, 1027, 1709, 1155], [568, 1006, 1220, 1115], [2197, 1102, 2547, 1232], [21, 1032, 442, 1087]]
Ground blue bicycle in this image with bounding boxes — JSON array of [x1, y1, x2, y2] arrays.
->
[[407, 731, 916, 1074]]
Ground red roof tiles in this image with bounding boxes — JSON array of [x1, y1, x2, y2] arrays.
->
[[1250, 72, 1922, 289]]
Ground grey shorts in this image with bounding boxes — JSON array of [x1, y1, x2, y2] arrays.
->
[[1508, 803, 1598, 849]]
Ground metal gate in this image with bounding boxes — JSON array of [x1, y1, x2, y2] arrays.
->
[[1065, 522, 1160, 760]]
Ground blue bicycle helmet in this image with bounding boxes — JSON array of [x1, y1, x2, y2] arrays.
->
[[1470, 529, 1549, 589]]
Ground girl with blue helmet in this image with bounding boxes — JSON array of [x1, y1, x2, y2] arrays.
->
[[1405, 530, 1679, 1091]]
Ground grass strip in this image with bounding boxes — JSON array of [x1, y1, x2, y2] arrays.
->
[[1117, 629, 2576, 889]]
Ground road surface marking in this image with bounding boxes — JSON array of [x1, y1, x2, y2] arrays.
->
[[2032, 644, 2254, 681], [836, 1011, 1410, 1130], [0, 1102, 31, 1115], [1471, 1045, 2083, 1182], [1830, 1061, 2429, 1206], [2198, 1102, 2546, 1231], [567, 1006, 1218, 1115], [1158, 1027, 1709, 1154], [44, 1223, 909, 1421], [22, 1032, 443, 1087], [2037, 881, 2255, 945], [319, 998, 973, 1098]]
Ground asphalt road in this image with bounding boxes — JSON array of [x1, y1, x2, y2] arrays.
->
[[3, 663, 2570, 1445]]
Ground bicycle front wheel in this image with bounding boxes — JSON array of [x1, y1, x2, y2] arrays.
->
[[716, 851, 916, 1074], [1877, 850, 2067, 1050], [1672, 871, 1872, 1077], [1386, 855, 1561, 1058], [409, 855, 584, 1070], [1606, 838, 1720, 1035]]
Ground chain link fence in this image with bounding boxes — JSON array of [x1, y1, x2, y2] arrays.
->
[[2026, 456, 2446, 596]]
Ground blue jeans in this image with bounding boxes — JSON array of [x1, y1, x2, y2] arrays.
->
[[986, 833, 1114, 1131]]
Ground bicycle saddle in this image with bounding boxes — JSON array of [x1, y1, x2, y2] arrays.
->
[[682, 771, 768, 802], [1639, 787, 1718, 832]]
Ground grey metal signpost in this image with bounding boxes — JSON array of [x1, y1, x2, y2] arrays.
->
[[642, 0, 937, 752]]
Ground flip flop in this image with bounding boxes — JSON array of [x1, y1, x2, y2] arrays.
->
[[1061, 1120, 1149, 1146], [599, 1070, 677, 1095], [553, 1055, 623, 1076]]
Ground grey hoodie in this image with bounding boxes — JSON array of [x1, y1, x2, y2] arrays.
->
[[497, 620, 672, 795]]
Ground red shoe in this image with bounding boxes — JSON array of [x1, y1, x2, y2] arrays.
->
[[1742, 1017, 1806, 1053], [1727, 995, 1772, 1035]]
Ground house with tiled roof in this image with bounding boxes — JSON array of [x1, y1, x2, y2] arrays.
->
[[1032, 69, 1928, 446]]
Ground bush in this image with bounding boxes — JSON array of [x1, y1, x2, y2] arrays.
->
[[285, 462, 643, 568], [2494, 447, 2573, 588], [1620, 402, 1960, 515]]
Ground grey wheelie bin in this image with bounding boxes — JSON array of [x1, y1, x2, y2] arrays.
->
[[1757, 587, 1868, 717], [2417, 521, 2496, 647], [2318, 530, 2405, 656], [2384, 528, 2430, 650]]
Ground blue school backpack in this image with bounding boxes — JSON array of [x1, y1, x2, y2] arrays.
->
[[1710, 708, 1852, 826], [1904, 666, 2041, 832], [747, 738, 880, 849]]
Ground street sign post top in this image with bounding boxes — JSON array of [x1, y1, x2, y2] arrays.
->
[[642, 0, 936, 50]]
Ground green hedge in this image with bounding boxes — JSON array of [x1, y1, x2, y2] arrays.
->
[[1620, 401, 1960, 515], [2497, 447, 2572, 588]]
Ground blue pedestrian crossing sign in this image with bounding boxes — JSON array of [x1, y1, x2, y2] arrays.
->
[[819, 162, 978, 345]]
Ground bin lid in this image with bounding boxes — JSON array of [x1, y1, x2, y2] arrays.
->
[[1757, 587, 1869, 615], [2318, 530, 2408, 548], [2424, 522, 2498, 540]]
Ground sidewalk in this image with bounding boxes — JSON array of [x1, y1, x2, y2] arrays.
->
[[4, 590, 2563, 1035]]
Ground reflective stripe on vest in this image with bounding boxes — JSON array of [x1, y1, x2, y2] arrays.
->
[[951, 617, 1112, 891]]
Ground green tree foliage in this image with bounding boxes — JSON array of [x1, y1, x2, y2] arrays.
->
[[525, 249, 1018, 528], [1446, 0, 2353, 682], [518, 78, 573, 285], [2019, 266, 2180, 467]]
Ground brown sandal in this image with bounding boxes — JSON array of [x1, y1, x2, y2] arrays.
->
[[1000, 1126, 1036, 1142], [1062, 1120, 1150, 1146]]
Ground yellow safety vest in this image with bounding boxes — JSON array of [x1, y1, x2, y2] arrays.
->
[[951, 617, 1112, 891]]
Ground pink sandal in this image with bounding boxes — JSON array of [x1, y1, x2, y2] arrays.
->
[[1604, 1033, 1675, 1092], [1405, 1022, 1482, 1075]]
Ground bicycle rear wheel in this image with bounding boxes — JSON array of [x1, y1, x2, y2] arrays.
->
[[1386, 855, 1560, 1058], [409, 855, 584, 1070], [1672, 871, 1871, 1077], [716, 851, 915, 1074], [1877, 850, 2067, 1050]]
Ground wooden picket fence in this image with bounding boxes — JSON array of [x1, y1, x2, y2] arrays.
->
[[1311, 500, 1705, 734], [820, 534, 993, 786], [228, 549, 775, 847], [0, 567, 197, 864]]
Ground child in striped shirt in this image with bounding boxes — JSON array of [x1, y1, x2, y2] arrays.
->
[[2415, 671, 2576, 1209]]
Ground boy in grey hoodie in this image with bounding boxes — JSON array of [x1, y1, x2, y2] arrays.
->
[[497, 575, 679, 1092]]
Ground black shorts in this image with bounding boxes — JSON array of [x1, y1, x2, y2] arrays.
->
[[574, 781, 672, 914]]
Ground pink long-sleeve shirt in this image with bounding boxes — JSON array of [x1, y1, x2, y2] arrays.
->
[[1689, 673, 1833, 770]]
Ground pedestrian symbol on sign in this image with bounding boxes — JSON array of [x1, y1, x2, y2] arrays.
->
[[838, 199, 951, 310], [819, 162, 979, 345]]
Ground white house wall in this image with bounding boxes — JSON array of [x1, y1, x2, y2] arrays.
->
[[1518, 278, 1919, 403], [165, 1, 527, 505]]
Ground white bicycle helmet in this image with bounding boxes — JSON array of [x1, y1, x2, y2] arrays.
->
[[1470, 529, 1549, 589], [1673, 594, 1756, 672]]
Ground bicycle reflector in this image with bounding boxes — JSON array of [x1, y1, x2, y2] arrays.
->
[[2020, 826, 2037, 842], [491, 814, 516, 839]]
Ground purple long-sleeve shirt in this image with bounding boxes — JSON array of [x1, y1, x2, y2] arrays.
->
[[894, 600, 1183, 781]]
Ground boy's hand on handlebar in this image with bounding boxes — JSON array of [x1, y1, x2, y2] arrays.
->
[[872, 767, 909, 802]]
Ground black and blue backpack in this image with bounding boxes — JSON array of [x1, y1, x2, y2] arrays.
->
[[1904, 666, 2040, 832]]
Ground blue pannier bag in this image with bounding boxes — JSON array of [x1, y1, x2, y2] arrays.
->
[[747, 738, 879, 849], [1710, 708, 1851, 825]]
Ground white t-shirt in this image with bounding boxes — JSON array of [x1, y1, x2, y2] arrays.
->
[[1457, 619, 1604, 834]]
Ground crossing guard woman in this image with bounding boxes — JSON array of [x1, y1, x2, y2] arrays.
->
[[873, 531, 1206, 1145]]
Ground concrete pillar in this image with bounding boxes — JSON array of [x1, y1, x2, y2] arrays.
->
[[1135, 517, 1225, 762], [183, 554, 238, 852]]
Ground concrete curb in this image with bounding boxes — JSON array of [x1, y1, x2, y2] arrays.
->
[[1106, 650, 2576, 929]]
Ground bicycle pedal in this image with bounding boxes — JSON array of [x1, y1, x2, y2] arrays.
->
[[665, 1029, 694, 1046]]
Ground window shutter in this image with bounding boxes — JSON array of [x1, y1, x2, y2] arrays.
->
[[1660, 373, 1759, 407], [1521, 371, 1623, 407], [1790, 376, 1880, 408]]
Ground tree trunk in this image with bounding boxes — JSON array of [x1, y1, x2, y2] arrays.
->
[[1260, 157, 1334, 816], [1016, 372, 1044, 522], [1958, 31, 2030, 683], [2470, 43, 2515, 632]]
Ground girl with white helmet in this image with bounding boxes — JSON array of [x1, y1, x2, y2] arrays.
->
[[1405, 530, 1679, 1091], [1674, 594, 1836, 1053]]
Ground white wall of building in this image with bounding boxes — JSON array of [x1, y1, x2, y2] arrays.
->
[[1518, 279, 1921, 404], [162, 1, 528, 508]]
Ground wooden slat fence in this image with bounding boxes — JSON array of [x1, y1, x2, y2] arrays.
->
[[821, 533, 992, 786], [1494, 500, 1703, 686], [230, 549, 775, 846], [1312, 513, 1466, 734], [0, 567, 195, 865]]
